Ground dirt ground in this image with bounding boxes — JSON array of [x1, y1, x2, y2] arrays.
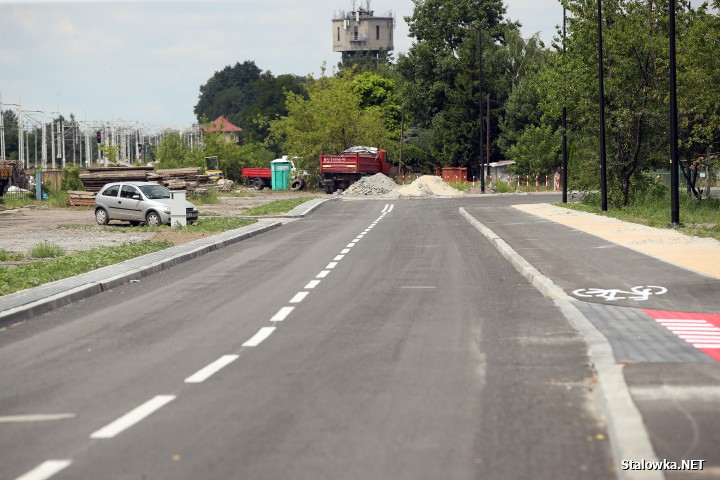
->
[[0, 189, 320, 255]]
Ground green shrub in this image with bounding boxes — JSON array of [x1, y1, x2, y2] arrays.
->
[[28, 242, 67, 259]]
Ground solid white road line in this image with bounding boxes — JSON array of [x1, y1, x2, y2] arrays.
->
[[14, 460, 72, 480], [289, 292, 309, 303], [242, 327, 276, 347], [658, 320, 708, 325], [305, 280, 321, 289], [0, 414, 76, 423], [270, 307, 294, 322], [185, 355, 239, 384], [333, 255, 345, 261], [90, 395, 176, 439], [316, 270, 330, 278], [387, 204, 394, 213], [326, 262, 338, 269], [665, 326, 719, 331], [382, 204, 389, 213]]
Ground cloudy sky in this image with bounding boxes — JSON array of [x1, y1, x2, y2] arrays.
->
[[1, 0, 563, 130]]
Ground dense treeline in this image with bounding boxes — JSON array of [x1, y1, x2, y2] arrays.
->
[[13, 0, 708, 199]]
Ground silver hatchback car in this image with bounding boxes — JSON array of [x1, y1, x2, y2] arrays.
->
[[94, 181, 199, 226]]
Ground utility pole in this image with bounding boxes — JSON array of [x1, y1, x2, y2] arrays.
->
[[0, 94, 5, 161], [42, 120, 47, 170], [486, 94, 490, 176], [18, 104, 24, 169]]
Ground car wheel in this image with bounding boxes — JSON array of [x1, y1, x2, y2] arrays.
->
[[146, 211, 162, 226], [95, 208, 109, 225], [253, 178, 265, 190]]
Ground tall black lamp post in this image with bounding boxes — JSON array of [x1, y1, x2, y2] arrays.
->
[[562, 7, 568, 203], [477, 25, 485, 193], [668, 0, 682, 226], [597, 0, 608, 211]]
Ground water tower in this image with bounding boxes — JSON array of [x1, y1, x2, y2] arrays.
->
[[332, 0, 395, 59]]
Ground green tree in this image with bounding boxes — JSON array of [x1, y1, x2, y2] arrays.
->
[[268, 69, 396, 173], [398, 0, 516, 171], [507, 124, 560, 178], [538, 0, 669, 206], [194, 61, 306, 147]]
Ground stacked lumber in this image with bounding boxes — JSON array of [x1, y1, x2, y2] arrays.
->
[[147, 168, 206, 195], [80, 166, 154, 192], [67, 191, 96, 207]]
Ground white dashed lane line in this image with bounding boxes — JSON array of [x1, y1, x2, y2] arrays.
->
[[184, 355, 240, 384], [90, 395, 176, 439], [242, 327, 277, 346], [316, 270, 330, 279], [305, 280, 321, 289], [14, 460, 72, 480], [289, 292, 309, 304], [270, 307, 295, 322], [326, 262, 338, 269]]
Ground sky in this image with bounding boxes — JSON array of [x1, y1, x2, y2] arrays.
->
[[0, 0, 564, 130]]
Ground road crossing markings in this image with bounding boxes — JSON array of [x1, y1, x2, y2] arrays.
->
[[289, 292, 309, 304], [643, 309, 720, 361], [242, 327, 276, 347], [14, 460, 72, 480], [184, 355, 239, 384], [270, 306, 295, 322], [90, 395, 176, 439]]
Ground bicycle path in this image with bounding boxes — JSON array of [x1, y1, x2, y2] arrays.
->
[[461, 203, 720, 479]]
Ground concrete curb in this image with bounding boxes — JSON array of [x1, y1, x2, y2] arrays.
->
[[459, 207, 663, 480], [0, 198, 335, 327]]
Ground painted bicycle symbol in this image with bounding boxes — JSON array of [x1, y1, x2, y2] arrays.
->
[[572, 285, 667, 301]]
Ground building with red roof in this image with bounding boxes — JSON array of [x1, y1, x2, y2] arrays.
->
[[203, 116, 243, 144]]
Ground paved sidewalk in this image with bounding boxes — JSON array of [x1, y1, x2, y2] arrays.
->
[[514, 203, 720, 279]]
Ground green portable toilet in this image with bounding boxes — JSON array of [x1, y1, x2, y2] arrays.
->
[[271, 157, 292, 190]]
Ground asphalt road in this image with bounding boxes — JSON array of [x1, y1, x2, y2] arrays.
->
[[2, 197, 614, 480]]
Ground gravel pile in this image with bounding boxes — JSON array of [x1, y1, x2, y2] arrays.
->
[[342, 173, 399, 196]]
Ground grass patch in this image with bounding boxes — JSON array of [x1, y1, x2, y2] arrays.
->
[[28, 242, 67, 258], [192, 189, 219, 204], [176, 217, 256, 232], [219, 190, 255, 198], [245, 197, 319, 216], [0, 241, 173, 296], [0, 249, 24, 262], [448, 182, 473, 192], [560, 191, 720, 242]]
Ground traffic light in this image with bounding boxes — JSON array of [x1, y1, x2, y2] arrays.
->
[[96, 131, 102, 144]]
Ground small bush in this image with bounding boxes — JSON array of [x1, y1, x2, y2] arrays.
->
[[28, 242, 67, 259], [0, 249, 23, 261]]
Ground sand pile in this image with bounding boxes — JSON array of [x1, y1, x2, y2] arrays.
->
[[388, 175, 464, 197]]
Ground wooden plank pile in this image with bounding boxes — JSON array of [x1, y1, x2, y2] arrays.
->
[[79, 166, 154, 192], [67, 191, 96, 207], [79, 166, 211, 196]]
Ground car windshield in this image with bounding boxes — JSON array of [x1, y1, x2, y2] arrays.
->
[[139, 184, 171, 199]]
